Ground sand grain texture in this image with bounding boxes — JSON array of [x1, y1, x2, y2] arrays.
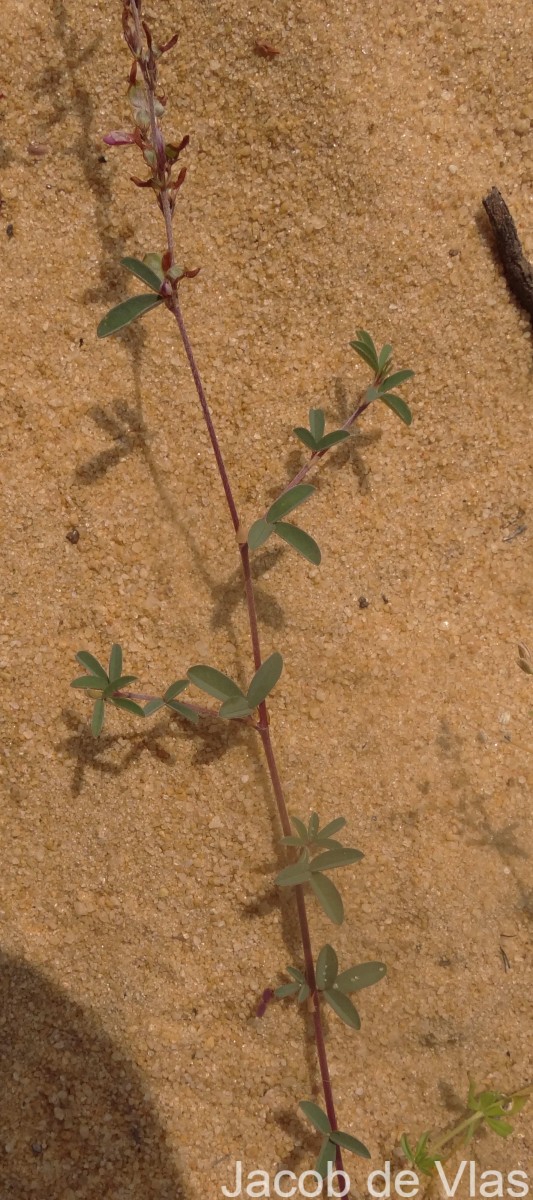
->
[[0, 0, 531, 1196]]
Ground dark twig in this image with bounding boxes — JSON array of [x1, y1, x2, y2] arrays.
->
[[482, 187, 533, 319]]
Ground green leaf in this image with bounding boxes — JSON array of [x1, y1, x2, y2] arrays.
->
[[308, 812, 320, 839], [316, 1137, 336, 1179], [275, 522, 321, 565], [71, 675, 107, 690], [314, 837, 345, 850], [91, 698, 105, 737], [290, 815, 309, 841], [143, 252, 165, 280], [309, 408, 325, 442], [320, 817, 347, 839], [316, 944, 338, 990], [108, 643, 123, 680], [310, 872, 344, 924], [298, 982, 311, 1003], [275, 860, 311, 887], [354, 329, 376, 351], [365, 385, 380, 402], [102, 674, 138, 698], [163, 679, 189, 701], [275, 982, 300, 998], [187, 665, 245, 702], [316, 430, 350, 450], [266, 484, 315, 524], [299, 1101, 331, 1136], [247, 651, 283, 708], [280, 835, 306, 847], [111, 697, 145, 718], [485, 1117, 513, 1138], [379, 393, 412, 426], [144, 698, 164, 717], [219, 695, 253, 719], [97, 293, 163, 338], [165, 699, 199, 723], [335, 962, 387, 993], [121, 256, 163, 292], [311, 847, 364, 872], [330, 1129, 370, 1159], [247, 518, 274, 551], [350, 331, 379, 373], [378, 369, 414, 391], [75, 651, 108, 680], [377, 343, 393, 373], [293, 427, 318, 452], [286, 966, 306, 983], [324, 988, 361, 1029]]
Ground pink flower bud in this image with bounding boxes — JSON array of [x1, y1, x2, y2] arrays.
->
[[103, 130, 137, 146]]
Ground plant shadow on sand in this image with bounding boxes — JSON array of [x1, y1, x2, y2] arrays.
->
[[0, 951, 187, 1199]]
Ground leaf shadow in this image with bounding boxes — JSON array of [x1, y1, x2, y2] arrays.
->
[[281, 377, 382, 500], [60, 706, 244, 797]]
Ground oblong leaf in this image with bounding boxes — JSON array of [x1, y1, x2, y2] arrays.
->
[[103, 674, 138, 698], [275, 982, 300, 998], [316, 1137, 336, 1179], [286, 966, 306, 983], [247, 518, 274, 551], [275, 522, 321, 565], [266, 484, 315, 524], [97, 293, 163, 338], [108, 643, 123, 680], [164, 679, 189, 701], [311, 847, 364, 872], [309, 408, 325, 442], [297, 983, 311, 1003], [299, 1101, 331, 1136], [350, 334, 378, 372], [247, 651, 283, 708], [165, 699, 200, 723], [379, 393, 413, 426], [316, 944, 338, 990], [280, 835, 306, 847], [378, 369, 414, 391], [293, 427, 318, 452], [144, 698, 164, 717], [377, 343, 393, 372], [219, 695, 253, 719], [91, 698, 105, 737], [324, 988, 361, 1029], [310, 873, 344, 924], [275, 861, 311, 887], [75, 651, 108, 680], [317, 430, 350, 450], [120, 256, 163, 292], [308, 812, 319, 839], [330, 1130, 370, 1159], [111, 697, 145, 718], [187, 665, 244, 702], [335, 962, 387, 993], [290, 815, 309, 840], [319, 817, 347, 839], [71, 675, 106, 690]]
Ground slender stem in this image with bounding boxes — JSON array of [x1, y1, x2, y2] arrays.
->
[[174, 305, 345, 1170], [124, 8, 353, 1188], [170, 294, 241, 537]]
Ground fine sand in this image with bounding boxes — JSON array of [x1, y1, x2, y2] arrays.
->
[[1, 0, 532, 1196]]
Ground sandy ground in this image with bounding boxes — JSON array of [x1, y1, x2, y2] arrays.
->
[[0, 0, 532, 1196]]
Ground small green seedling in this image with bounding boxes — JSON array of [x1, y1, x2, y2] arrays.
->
[[401, 1081, 531, 1178]]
